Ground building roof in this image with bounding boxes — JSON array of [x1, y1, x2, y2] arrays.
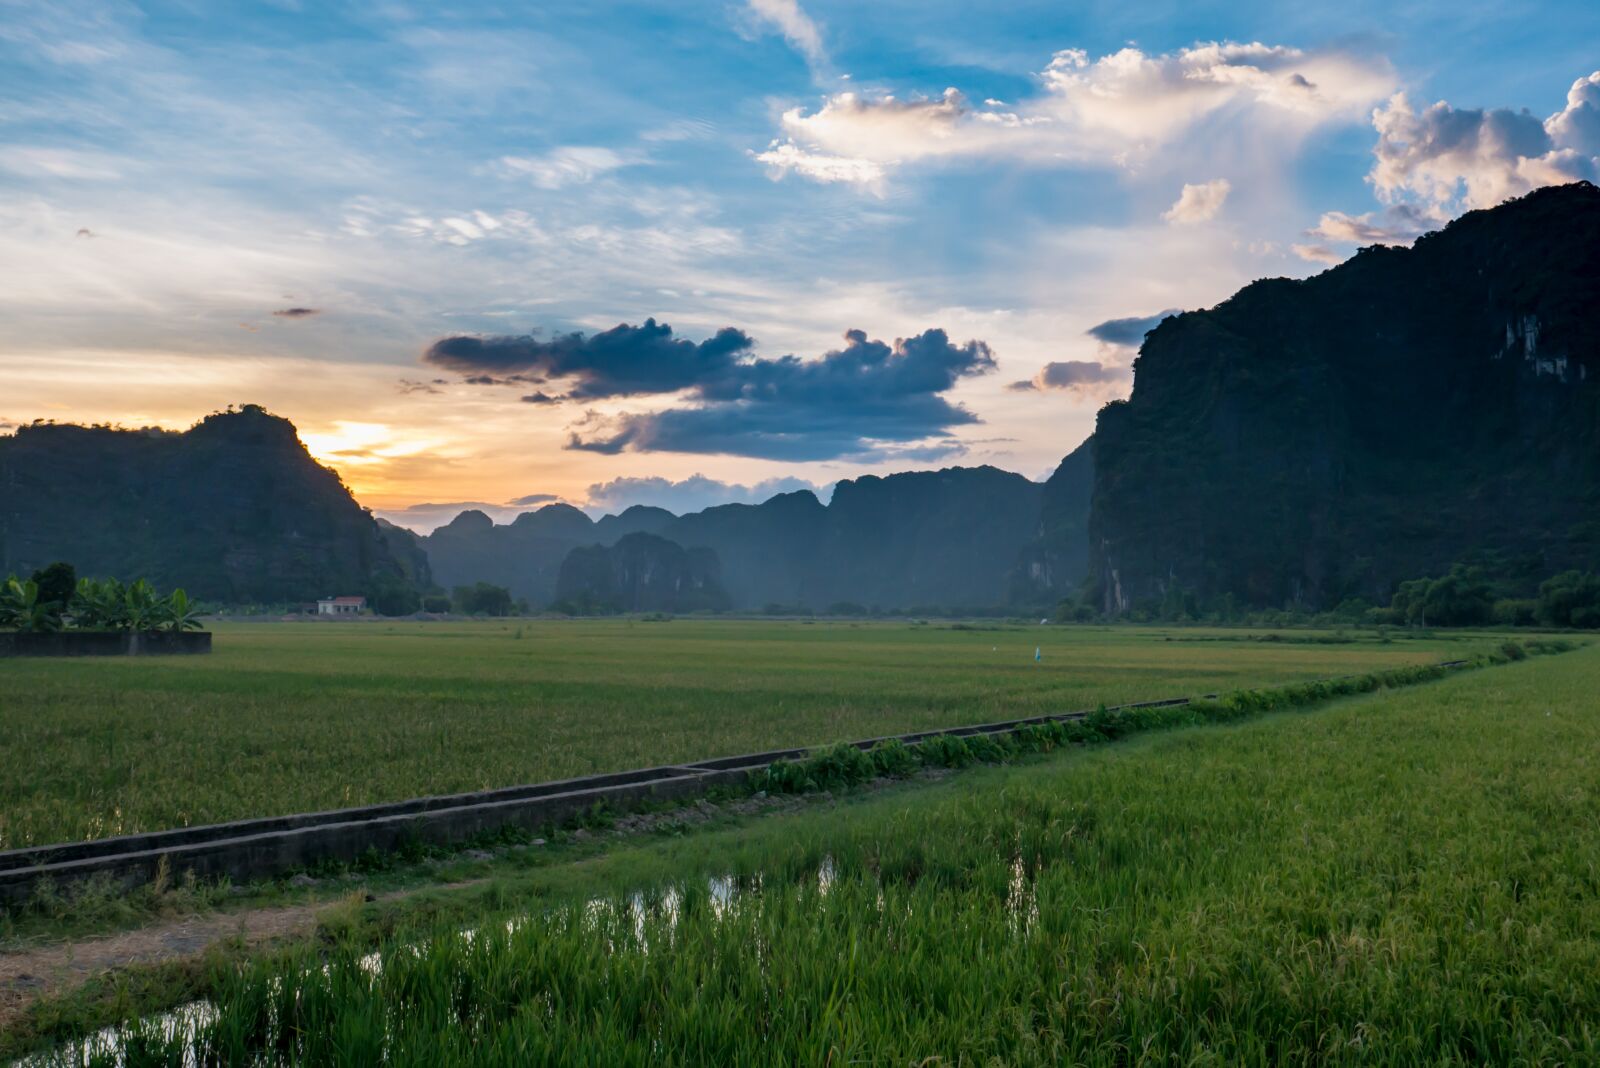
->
[[318, 596, 367, 604]]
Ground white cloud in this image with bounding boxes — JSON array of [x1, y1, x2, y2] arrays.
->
[[1162, 179, 1230, 224], [498, 146, 635, 189], [1291, 243, 1342, 265], [745, 0, 826, 69], [752, 140, 885, 188], [767, 42, 1395, 182], [1547, 71, 1600, 155], [1369, 82, 1598, 214], [1306, 203, 1434, 245]]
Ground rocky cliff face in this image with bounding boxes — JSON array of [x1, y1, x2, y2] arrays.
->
[[555, 532, 728, 613], [1086, 181, 1600, 612], [1009, 438, 1093, 605], [0, 405, 411, 601]]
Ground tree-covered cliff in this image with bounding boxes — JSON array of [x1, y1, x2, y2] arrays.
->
[[1086, 181, 1600, 613], [0, 405, 416, 602]]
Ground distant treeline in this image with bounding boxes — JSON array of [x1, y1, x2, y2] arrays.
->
[[1051, 557, 1600, 630]]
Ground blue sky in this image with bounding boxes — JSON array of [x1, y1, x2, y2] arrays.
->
[[2, 0, 1596, 525]]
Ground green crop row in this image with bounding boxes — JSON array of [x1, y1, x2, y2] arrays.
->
[[757, 639, 1574, 796]]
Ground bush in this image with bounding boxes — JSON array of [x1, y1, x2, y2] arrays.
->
[[868, 739, 920, 776], [1389, 566, 1494, 626], [1493, 598, 1539, 626], [29, 561, 76, 615], [1537, 570, 1600, 628], [367, 574, 422, 617], [453, 582, 514, 617], [421, 595, 451, 614]]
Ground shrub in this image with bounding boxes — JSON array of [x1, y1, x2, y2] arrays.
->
[[1537, 570, 1600, 628], [868, 739, 920, 777], [1493, 598, 1539, 626], [367, 574, 422, 617], [453, 582, 514, 617], [29, 561, 76, 616]]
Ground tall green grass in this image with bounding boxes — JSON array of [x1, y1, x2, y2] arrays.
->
[[0, 620, 1495, 848], [41, 642, 1600, 1065]]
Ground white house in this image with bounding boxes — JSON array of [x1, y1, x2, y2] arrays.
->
[[316, 596, 367, 616]]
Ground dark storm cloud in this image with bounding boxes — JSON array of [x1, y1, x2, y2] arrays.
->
[[1085, 309, 1181, 347], [562, 327, 994, 461], [521, 391, 559, 404], [1008, 360, 1122, 393], [422, 318, 756, 399], [272, 307, 322, 318]]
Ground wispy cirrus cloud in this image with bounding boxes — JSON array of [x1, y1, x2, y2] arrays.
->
[[497, 146, 638, 189], [743, 0, 827, 71]]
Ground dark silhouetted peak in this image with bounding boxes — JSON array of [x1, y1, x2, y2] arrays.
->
[[1084, 181, 1600, 613], [593, 504, 676, 544], [439, 509, 495, 534], [185, 404, 305, 449], [0, 406, 408, 601], [510, 503, 595, 540]]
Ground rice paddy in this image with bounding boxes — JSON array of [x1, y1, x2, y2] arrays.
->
[[1, 620, 1496, 849], [30, 639, 1600, 1065]]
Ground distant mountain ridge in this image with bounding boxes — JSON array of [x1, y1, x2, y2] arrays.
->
[[0, 405, 420, 601], [423, 466, 1046, 610]]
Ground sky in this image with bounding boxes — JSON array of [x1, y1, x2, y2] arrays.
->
[[2, 1, 1597, 529]]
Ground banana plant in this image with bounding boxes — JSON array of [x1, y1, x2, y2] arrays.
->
[[123, 578, 166, 632], [1, 577, 64, 633], [163, 588, 204, 632], [70, 577, 129, 631]]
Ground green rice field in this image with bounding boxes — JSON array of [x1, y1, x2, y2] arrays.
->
[[2, 620, 1507, 849], [38, 639, 1600, 1064]]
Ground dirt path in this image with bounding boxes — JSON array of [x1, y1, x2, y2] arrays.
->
[[0, 902, 314, 1032], [0, 882, 482, 1034]]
